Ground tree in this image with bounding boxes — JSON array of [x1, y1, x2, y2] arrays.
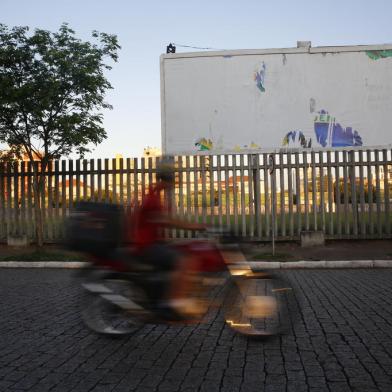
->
[[0, 23, 120, 245]]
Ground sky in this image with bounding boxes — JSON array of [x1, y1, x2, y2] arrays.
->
[[1, 0, 392, 158]]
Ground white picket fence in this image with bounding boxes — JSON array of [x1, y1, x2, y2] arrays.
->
[[0, 148, 391, 242]]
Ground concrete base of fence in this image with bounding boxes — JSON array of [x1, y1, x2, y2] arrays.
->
[[1, 260, 392, 269], [300, 230, 325, 247], [249, 260, 392, 269], [7, 235, 30, 247]]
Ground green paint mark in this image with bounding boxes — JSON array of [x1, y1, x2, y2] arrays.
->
[[366, 50, 392, 60], [195, 137, 213, 151]]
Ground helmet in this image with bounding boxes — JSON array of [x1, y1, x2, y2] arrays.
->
[[156, 156, 175, 183]]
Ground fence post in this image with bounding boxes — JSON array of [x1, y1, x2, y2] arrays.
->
[[349, 150, 359, 236], [251, 154, 261, 238], [383, 149, 390, 236], [166, 155, 175, 214], [268, 154, 275, 255]]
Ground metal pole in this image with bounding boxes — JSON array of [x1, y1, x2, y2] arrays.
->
[[268, 154, 275, 256]]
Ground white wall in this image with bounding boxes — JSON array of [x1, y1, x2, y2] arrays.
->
[[161, 47, 392, 154]]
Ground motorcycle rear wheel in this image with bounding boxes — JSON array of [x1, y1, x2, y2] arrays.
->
[[81, 278, 144, 336]]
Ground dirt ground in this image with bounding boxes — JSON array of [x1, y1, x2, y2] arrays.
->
[[0, 239, 392, 261], [0, 244, 85, 261], [243, 239, 392, 261]]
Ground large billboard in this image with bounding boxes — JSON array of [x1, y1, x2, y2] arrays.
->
[[160, 44, 392, 155]]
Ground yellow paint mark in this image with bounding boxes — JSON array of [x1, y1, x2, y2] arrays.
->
[[271, 288, 292, 292], [226, 320, 252, 328]]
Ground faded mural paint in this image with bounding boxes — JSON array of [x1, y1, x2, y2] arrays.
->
[[163, 46, 392, 155], [281, 109, 363, 149], [282, 130, 312, 148], [254, 62, 266, 92], [366, 50, 392, 60], [194, 138, 260, 152], [233, 141, 260, 151], [195, 137, 213, 151], [314, 110, 363, 147]]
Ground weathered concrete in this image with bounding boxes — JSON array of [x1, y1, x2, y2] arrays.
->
[[374, 259, 392, 268], [0, 261, 88, 268], [300, 230, 325, 247], [3, 260, 392, 269], [7, 234, 30, 247], [326, 260, 373, 269]]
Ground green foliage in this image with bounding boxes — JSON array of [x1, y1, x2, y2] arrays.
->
[[0, 23, 120, 245], [0, 145, 20, 163], [0, 23, 120, 160]]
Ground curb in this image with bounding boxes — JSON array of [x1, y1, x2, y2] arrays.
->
[[0, 260, 392, 269], [0, 261, 89, 268], [249, 260, 392, 269]]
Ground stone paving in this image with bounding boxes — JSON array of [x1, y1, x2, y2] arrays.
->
[[0, 269, 392, 391]]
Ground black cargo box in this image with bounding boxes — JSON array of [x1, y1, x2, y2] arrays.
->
[[65, 202, 125, 256]]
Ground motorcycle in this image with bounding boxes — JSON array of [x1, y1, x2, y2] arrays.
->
[[67, 202, 296, 337]]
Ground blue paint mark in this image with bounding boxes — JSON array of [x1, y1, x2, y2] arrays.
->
[[314, 110, 363, 147], [314, 110, 330, 147], [331, 125, 363, 147], [282, 130, 312, 148], [282, 109, 363, 149]]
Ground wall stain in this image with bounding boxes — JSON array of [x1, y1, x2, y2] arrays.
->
[[309, 98, 316, 113]]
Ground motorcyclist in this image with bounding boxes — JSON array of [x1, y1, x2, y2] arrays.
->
[[130, 156, 206, 319]]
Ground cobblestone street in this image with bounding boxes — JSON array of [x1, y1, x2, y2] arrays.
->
[[0, 269, 392, 392]]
